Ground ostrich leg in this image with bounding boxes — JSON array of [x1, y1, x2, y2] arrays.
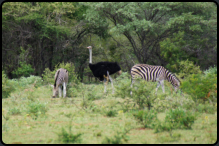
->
[[107, 71, 114, 94]]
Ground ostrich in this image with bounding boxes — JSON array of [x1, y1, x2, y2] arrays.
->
[[86, 46, 122, 94]]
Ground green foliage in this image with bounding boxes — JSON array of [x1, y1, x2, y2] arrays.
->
[[133, 109, 158, 129], [204, 66, 217, 75], [195, 104, 216, 114], [2, 71, 15, 98], [181, 73, 217, 101], [153, 95, 195, 112], [26, 101, 48, 120], [115, 72, 157, 110], [165, 108, 196, 129], [8, 107, 22, 115], [102, 129, 130, 144], [105, 108, 117, 117], [115, 72, 132, 99], [131, 79, 157, 110], [18, 75, 43, 88], [11, 47, 34, 78], [153, 108, 196, 134], [178, 59, 202, 78], [12, 61, 34, 78], [57, 125, 83, 144]]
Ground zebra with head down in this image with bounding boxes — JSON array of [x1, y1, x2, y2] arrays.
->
[[51, 68, 68, 98], [130, 64, 182, 95]]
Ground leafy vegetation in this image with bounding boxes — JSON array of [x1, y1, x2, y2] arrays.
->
[[2, 2, 217, 144]]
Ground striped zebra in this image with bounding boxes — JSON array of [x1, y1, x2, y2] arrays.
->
[[130, 64, 181, 95], [51, 68, 68, 98]]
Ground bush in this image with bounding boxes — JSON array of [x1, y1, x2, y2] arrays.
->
[[178, 59, 202, 79], [181, 73, 217, 102], [18, 75, 43, 88], [102, 129, 130, 144], [12, 61, 34, 78], [165, 108, 196, 129], [204, 66, 217, 75], [2, 71, 15, 98], [133, 109, 158, 129], [131, 79, 157, 110], [153, 95, 195, 112], [8, 107, 21, 115], [57, 125, 82, 144], [196, 104, 216, 114], [116, 75, 157, 110]]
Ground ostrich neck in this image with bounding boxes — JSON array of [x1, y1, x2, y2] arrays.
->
[[89, 49, 92, 64]]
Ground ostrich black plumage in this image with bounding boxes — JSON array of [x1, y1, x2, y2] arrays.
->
[[87, 46, 122, 94]]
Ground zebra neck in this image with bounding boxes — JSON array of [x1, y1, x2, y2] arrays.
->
[[89, 49, 92, 64]]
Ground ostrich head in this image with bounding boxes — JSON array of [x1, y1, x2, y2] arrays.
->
[[87, 46, 92, 49]]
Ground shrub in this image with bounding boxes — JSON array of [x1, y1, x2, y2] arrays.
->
[[196, 104, 216, 114], [165, 108, 196, 129], [204, 66, 217, 75], [133, 109, 158, 129], [153, 95, 195, 112], [18, 75, 43, 88], [8, 107, 21, 115], [181, 73, 217, 102], [105, 108, 117, 117], [115, 72, 132, 99], [178, 59, 202, 79], [12, 61, 34, 78], [102, 129, 130, 144], [131, 79, 157, 110], [57, 125, 82, 144], [2, 71, 15, 98], [116, 75, 157, 110]]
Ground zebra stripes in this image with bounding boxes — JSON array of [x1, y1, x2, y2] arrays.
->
[[52, 68, 69, 98], [130, 64, 181, 95]]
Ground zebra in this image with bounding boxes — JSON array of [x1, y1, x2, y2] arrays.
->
[[130, 64, 181, 95], [51, 68, 68, 98]]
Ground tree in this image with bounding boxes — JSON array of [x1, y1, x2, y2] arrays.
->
[[82, 2, 217, 70], [2, 2, 89, 79]]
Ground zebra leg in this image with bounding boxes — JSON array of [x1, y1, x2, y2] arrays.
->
[[63, 82, 66, 98], [155, 81, 161, 95], [58, 85, 62, 98], [160, 80, 165, 93]]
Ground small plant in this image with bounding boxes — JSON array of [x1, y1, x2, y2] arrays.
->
[[105, 108, 117, 117], [57, 127, 82, 144], [8, 107, 21, 115], [57, 118, 83, 144]]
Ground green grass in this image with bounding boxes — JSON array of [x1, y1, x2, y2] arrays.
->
[[2, 82, 217, 144]]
